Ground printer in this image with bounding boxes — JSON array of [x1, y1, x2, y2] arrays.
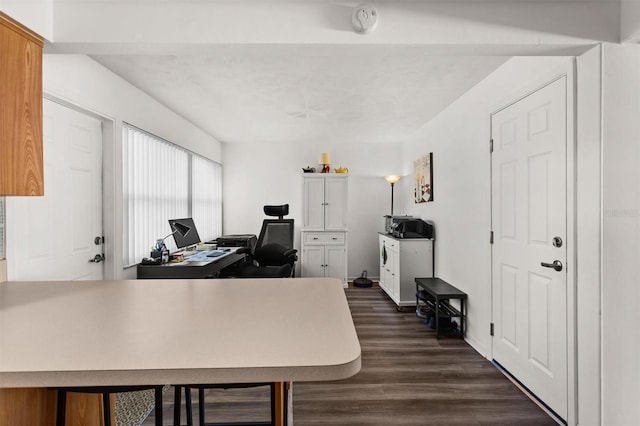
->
[[391, 218, 434, 239], [214, 234, 257, 250]]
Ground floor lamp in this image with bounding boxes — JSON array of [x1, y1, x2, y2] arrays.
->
[[384, 175, 401, 215]]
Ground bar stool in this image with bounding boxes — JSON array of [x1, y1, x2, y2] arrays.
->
[[173, 385, 194, 426], [177, 383, 276, 426], [55, 385, 164, 426]]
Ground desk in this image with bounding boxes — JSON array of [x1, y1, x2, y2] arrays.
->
[[0, 278, 361, 425], [137, 248, 245, 279]]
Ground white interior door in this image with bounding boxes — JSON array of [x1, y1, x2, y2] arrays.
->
[[7, 99, 103, 281], [491, 77, 568, 419]]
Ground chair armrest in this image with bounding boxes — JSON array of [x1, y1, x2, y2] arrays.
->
[[235, 247, 252, 255], [283, 249, 298, 261]]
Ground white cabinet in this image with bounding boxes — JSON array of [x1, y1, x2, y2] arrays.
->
[[301, 174, 348, 285], [379, 233, 434, 307], [302, 174, 348, 231], [301, 232, 347, 283]]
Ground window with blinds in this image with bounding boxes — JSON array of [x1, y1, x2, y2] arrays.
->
[[123, 124, 222, 267]]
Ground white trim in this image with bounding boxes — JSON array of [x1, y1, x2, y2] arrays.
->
[[488, 58, 577, 425]]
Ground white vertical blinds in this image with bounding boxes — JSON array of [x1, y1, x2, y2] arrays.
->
[[122, 124, 221, 267], [192, 154, 222, 241]]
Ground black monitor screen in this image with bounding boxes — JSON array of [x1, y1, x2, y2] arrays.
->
[[168, 218, 201, 249]]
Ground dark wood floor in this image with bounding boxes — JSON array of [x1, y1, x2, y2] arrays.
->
[[143, 284, 557, 425]]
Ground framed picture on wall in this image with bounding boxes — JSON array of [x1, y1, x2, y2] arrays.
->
[[414, 153, 433, 203]]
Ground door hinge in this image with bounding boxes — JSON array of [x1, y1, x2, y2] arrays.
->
[[490, 322, 494, 336], [490, 231, 494, 244], [490, 138, 494, 153]]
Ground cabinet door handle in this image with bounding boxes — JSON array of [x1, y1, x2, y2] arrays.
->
[[332, 237, 338, 240], [313, 237, 319, 240]]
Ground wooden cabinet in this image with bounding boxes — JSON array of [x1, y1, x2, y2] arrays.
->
[[301, 231, 347, 284], [379, 233, 433, 307], [0, 12, 44, 196], [301, 174, 348, 285], [302, 174, 347, 231]]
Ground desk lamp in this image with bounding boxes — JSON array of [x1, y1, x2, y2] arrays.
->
[[320, 152, 331, 173], [384, 175, 401, 215], [153, 222, 191, 262]]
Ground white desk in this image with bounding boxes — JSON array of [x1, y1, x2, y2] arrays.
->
[[0, 278, 361, 424]]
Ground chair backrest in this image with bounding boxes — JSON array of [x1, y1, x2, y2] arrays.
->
[[256, 219, 294, 250]]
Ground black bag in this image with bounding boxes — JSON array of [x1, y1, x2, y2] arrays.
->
[[353, 270, 373, 288]]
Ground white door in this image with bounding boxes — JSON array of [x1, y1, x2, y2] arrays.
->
[[7, 99, 103, 281], [491, 77, 567, 419], [324, 177, 347, 230], [303, 245, 325, 278], [302, 177, 324, 230], [325, 245, 345, 280]]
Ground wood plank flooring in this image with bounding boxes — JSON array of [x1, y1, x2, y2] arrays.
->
[[143, 284, 557, 425]]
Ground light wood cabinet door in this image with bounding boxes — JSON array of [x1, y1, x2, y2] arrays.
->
[[0, 13, 44, 196]]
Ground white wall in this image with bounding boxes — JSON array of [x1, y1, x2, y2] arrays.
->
[[49, 0, 617, 55], [600, 43, 640, 426], [41, 54, 223, 279], [575, 45, 602, 426], [222, 141, 403, 279], [0, 0, 53, 41], [621, 1, 640, 42], [398, 56, 570, 356]]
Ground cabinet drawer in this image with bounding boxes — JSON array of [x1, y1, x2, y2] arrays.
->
[[304, 232, 345, 245]]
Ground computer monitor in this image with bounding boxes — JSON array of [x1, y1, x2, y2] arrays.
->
[[168, 218, 201, 249]]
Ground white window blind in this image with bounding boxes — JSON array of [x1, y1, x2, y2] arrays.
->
[[123, 124, 222, 267], [192, 154, 222, 240]]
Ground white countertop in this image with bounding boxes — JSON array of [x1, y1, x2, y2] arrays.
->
[[0, 278, 361, 387]]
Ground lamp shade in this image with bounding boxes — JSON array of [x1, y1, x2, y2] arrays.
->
[[385, 175, 401, 184], [320, 152, 331, 165]]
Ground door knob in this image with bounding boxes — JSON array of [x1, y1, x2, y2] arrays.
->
[[541, 260, 563, 271], [89, 254, 105, 263]]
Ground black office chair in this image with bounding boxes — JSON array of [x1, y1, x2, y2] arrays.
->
[[234, 204, 297, 278]]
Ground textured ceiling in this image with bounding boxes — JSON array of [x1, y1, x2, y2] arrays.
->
[[93, 47, 508, 144]]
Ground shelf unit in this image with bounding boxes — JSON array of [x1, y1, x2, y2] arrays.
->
[[415, 277, 467, 339], [301, 174, 348, 285]]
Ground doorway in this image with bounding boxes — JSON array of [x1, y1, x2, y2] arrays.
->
[[7, 99, 104, 281], [490, 76, 569, 420]]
